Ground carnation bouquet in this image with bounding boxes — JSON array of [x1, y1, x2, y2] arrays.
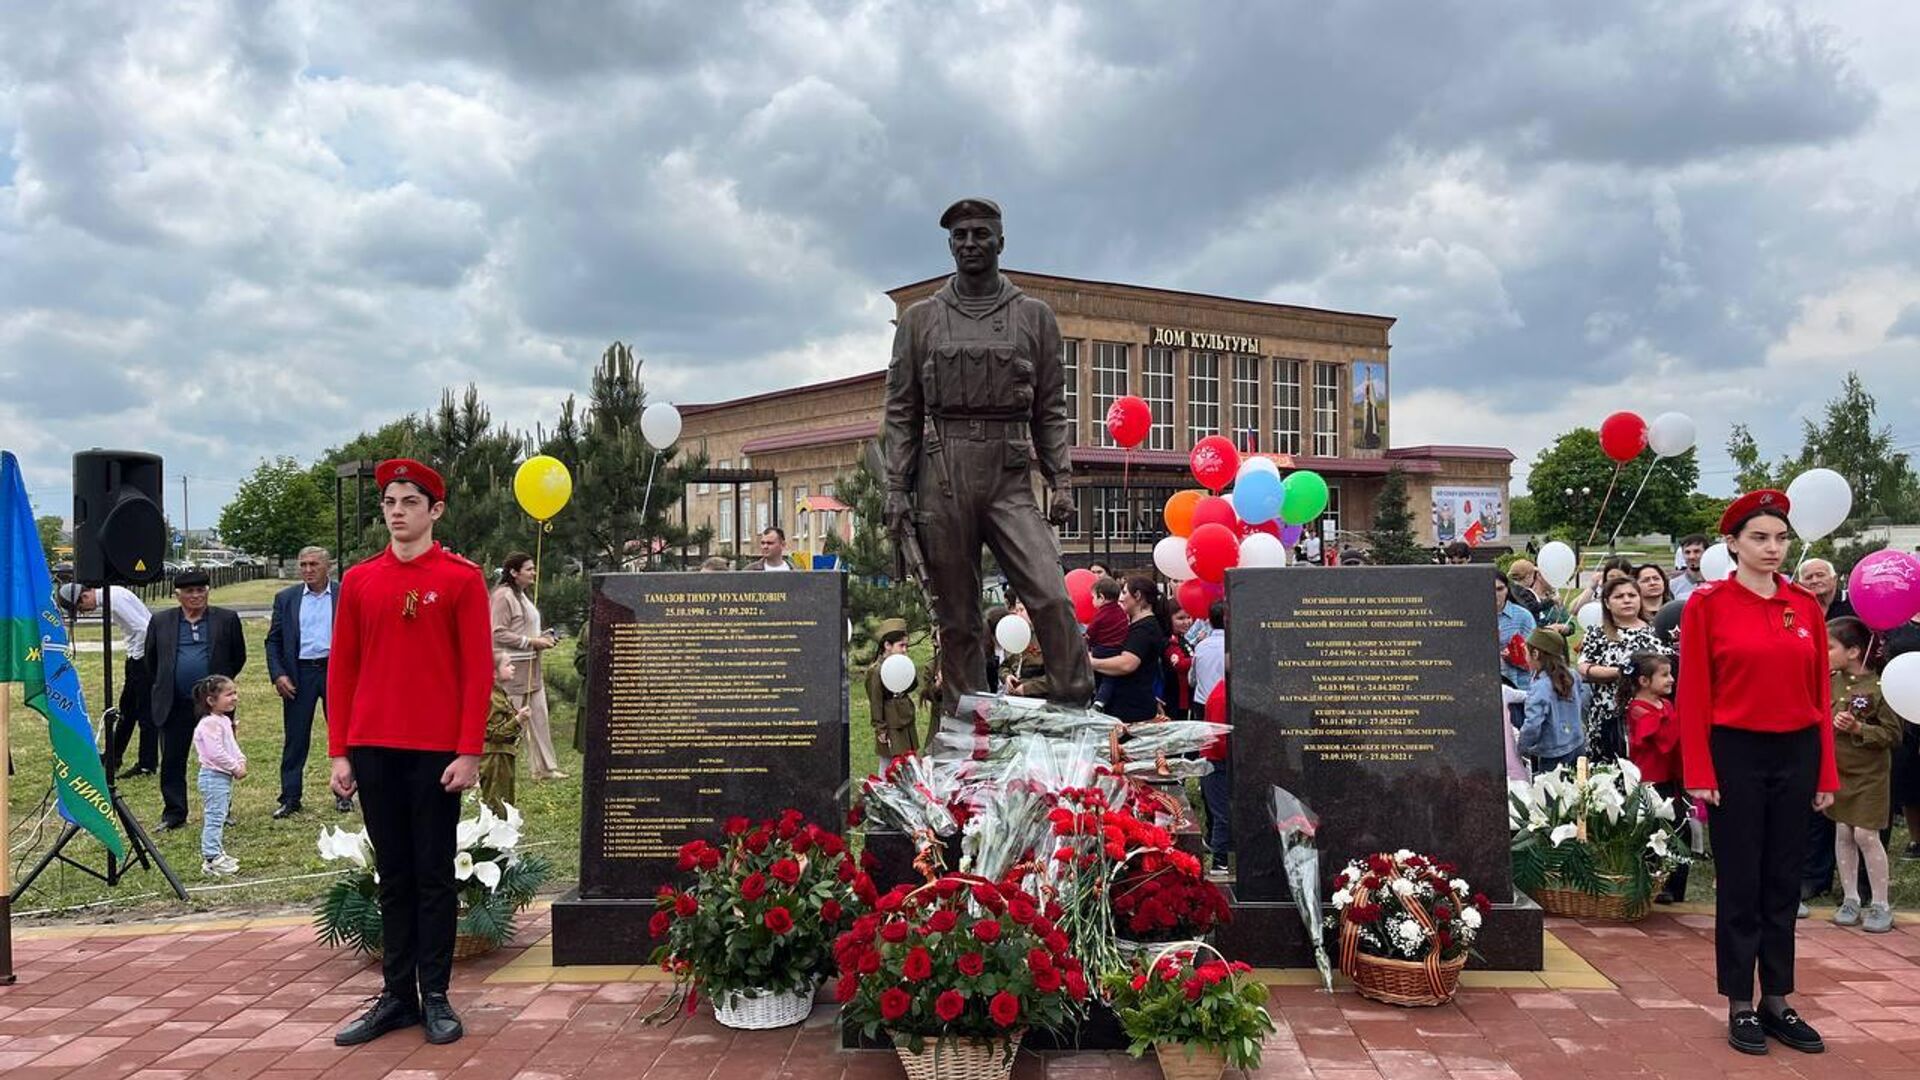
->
[[835, 873, 1089, 1061], [1328, 850, 1485, 1006], [1508, 760, 1688, 920], [1100, 943, 1277, 1074], [645, 809, 859, 1025], [314, 801, 550, 958]]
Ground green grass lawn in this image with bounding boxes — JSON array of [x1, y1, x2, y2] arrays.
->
[[5, 618, 584, 921], [1682, 821, 1920, 909], [143, 578, 293, 611]]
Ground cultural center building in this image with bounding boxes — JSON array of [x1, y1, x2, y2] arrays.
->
[[679, 271, 1513, 566]]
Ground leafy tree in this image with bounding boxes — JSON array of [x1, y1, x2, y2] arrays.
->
[[1784, 371, 1919, 523], [218, 457, 331, 560], [1672, 493, 1731, 542], [36, 515, 65, 561], [826, 443, 928, 659], [312, 416, 433, 564], [1365, 467, 1425, 564], [1507, 494, 1539, 535], [1525, 428, 1699, 544], [1726, 424, 1778, 494]]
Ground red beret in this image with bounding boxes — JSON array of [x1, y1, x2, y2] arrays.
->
[[1719, 488, 1789, 536], [375, 458, 445, 502]]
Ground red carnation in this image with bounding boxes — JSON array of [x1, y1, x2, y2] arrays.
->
[[1130, 973, 1148, 992], [821, 900, 843, 923], [902, 946, 934, 982], [853, 874, 878, 905], [881, 919, 910, 943], [648, 911, 672, 938], [837, 857, 858, 882], [988, 991, 1020, 1027], [1473, 892, 1492, 913], [927, 909, 958, 933], [971, 919, 1002, 943], [764, 907, 794, 934], [770, 858, 801, 886], [835, 972, 859, 1003], [674, 893, 697, 918], [1183, 978, 1204, 1001], [935, 877, 963, 897], [740, 873, 768, 901], [877, 887, 908, 913], [880, 988, 912, 1021], [957, 951, 985, 977], [935, 990, 967, 1022]]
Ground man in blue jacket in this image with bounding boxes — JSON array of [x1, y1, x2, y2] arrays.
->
[[266, 546, 340, 817]]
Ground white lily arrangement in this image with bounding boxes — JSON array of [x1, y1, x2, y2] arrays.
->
[[1508, 760, 1688, 911], [314, 800, 550, 957]]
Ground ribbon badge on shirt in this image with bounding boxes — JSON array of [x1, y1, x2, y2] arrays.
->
[[402, 589, 420, 619]]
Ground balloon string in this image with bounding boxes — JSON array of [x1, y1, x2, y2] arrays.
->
[[1607, 459, 1660, 548], [1584, 464, 1623, 550], [638, 450, 660, 559], [532, 519, 545, 606]]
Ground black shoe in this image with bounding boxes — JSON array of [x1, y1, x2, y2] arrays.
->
[[336, 795, 355, 813], [156, 818, 187, 832], [1728, 1011, 1767, 1055], [272, 802, 302, 819], [1759, 1007, 1825, 1054], [1653, 891, 1677, 905], [334, 993, 421, 1046], [422, 992, 463, 1045], [118, 766, 155, 779]]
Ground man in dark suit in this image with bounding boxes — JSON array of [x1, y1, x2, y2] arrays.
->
[[266, 546, 338, 817], [148, 568, 247, 830]]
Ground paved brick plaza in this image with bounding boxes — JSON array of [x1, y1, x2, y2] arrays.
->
[[3, 904, 1917, 1079]]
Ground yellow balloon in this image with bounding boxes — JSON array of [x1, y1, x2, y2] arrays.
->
[[514, 456, 573, 521]]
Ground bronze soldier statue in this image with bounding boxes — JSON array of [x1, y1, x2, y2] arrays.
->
[[883, 197, 1094, 714]]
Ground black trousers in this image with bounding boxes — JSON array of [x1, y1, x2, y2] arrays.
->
[[159, 697, 195, 825], [1801, 810, 1836, 898], [1707, 726, 1819, 1001], [107, 656, 157, 773], [351, 746, 460, 1002], [279, 659, 328, 807]]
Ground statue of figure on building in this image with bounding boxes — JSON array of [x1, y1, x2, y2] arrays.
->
[[882, 197, 1094, 714]]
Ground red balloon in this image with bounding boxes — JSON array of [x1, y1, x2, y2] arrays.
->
[[1189, 435, 1240, 492], [1105, 395, 1152, 449], [1245, 519, 1281, 540], [1190, 495, 1238, 534], [1073, 589, 1096, 624], [1186, 523, 1240, 583], [1065, 568, 1097, 623], [1177, 578, 1213, 620], [1599, 411, 1648, 463]]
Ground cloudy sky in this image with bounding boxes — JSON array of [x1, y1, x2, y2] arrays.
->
[[4, 0, 1918, 528]]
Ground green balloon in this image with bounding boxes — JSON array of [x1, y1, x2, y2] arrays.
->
[[1280, 470, 1329, 525]]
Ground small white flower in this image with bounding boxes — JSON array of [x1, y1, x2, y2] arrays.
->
[[1451, 878, 1470, 896], [1332, 888, 1353, 909], [1462, 907, 1483, 930], [1394, 848, 1414, 862], [454, 850, 476, 881], [1391, 878, 1417, 897], [1550, 824, 1580, 847], [1647, 831, 1671, 858]]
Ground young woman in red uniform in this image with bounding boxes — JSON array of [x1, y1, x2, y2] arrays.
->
[[328, 459, 494, 1048], [1679, 489, 1838, 1057]]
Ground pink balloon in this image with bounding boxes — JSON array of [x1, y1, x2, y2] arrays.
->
[[1847, 551, 1920, 631]]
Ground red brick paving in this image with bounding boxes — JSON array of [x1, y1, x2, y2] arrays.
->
[[2, 910, 1917, 1078]]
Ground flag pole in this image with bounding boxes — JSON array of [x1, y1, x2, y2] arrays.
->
[[2, 690, 15, 983]]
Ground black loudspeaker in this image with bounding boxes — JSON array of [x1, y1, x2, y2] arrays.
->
[[73, 449, 167, 586]]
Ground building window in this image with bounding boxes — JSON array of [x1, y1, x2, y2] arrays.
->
[[1095, 488, 1136, 542], [1142, 347, 1175, 451], [718, 495, 734, 544], [1272, 360, 1302, 455], [1317, 484, 1343, 547], [1230, 354, 1262, 452], [1313, 362, 1341, 457], [1061, 340, 1080, 446], [793, 485, 810, 542], [1092, 342, 1129, 447], [1188, 351, 1220, 442], [756, 499, 769, 536]]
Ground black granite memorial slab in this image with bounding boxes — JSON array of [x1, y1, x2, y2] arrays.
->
[[1224, 565, 1539, 968], [552, 571, 847, 966]]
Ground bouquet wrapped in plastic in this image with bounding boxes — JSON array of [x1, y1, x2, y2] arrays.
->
[[857, 753, 961, 840], [1270, 786, 1332, 991]]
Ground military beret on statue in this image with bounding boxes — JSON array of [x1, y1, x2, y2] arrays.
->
[[1718, 489, 1790, 537], [375, 457, 446, 503], [939, 197, 1002, 229]]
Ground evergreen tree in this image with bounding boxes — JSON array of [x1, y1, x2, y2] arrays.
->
[[826, 442, 928, 659], [423, 384, 527, 568], [1365, 466, 1425, 564]]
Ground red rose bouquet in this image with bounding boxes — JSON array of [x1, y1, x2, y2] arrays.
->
[[835, 873, 1089, 1054], [1100, 944, 1277, 1072], [1107, 811, 1230, 941], [646, 809, 861, 1020]]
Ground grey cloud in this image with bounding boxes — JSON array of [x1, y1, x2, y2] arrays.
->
[[1888, 302, 1920, 340]]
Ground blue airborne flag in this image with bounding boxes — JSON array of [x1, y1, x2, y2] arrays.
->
[[0, 451, 125, 857]]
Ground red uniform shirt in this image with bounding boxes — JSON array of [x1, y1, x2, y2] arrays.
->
[[327, 542, 494, 757], [1676, 574, 1837, 792], [1626, 697, 1682, 785]]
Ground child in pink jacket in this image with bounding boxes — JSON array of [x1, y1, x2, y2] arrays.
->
[[192, 675, 247, 876]]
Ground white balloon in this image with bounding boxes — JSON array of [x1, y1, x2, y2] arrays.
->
[[1646, 412, 1697, 458], [1537, 541, 1577, 589], [1883, 653, 1920, 726], [640, 401, 683, 449], [1784, 468, 1851, 542], [995, 613, 1033, 655], [879, 653, 915, 694], [1237, 457, 1281, 481], [1239, 532, 1288, 567], [1154, 535, 1197, 581], [1700, 541, 1733, 581], [1576, 601, 1603, 630]]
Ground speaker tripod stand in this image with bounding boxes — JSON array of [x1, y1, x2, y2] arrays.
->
[[8, 598, 187, 903]]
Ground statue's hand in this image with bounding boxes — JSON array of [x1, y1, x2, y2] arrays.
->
[[885, 490, 914, 536], [1047, 488, 1075, 527]]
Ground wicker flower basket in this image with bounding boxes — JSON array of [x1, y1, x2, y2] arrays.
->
[[1347, 949, 1468, 1008], [710, 984, 816, 1030], [1154, 1041, 1228, 1080], [893, 1030, 1023, 1080], [1528, 872, 1662, 923]]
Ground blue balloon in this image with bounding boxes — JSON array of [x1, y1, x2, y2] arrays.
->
[[1233, 469, 1284, 525]]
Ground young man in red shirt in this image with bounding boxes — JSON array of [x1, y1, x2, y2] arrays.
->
[[329, 459, 493, 1047]]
